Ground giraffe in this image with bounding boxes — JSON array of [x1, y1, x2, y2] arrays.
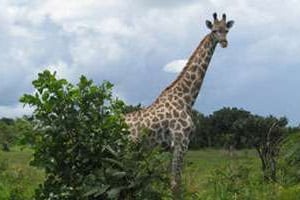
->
[[125, 13, 234, 194]]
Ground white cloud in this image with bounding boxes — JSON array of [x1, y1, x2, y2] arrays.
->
[[0, 0, 300, 125], [163, 59, 187, 73]]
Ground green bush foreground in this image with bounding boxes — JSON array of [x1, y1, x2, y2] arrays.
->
[[18, 70, 171, 199]]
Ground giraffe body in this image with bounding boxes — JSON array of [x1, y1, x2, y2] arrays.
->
[[125, 13, 234, 194]]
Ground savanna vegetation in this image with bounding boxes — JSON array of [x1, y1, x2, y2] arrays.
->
[[0, 70, 299, 199]]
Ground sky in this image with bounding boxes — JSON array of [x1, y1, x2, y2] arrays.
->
[[0, 0, 299, 126]]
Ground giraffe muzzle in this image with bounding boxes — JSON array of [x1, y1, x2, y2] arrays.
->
[[220, 40, 228, 48]]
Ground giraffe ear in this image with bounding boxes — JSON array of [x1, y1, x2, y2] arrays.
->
[[226, 20, 234, 29], [205, 20, 213, 29]]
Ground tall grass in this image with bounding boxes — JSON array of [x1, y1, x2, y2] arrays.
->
[[1, 148, 299, 199], [0, 147, 44, 200]]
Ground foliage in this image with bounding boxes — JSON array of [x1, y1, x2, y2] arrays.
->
[[183, 150, 300, 200], [1, 148, 300, 199], [0, 120, 15, 151], [191, 108, 289, 181], [232, 115, 288, 181], [20, 70, 171, 200], [124, 103, 142, 114], [0, 148, 44, 200], [279, 132, 300, 185], [0, 117, 35, 151], [189, 110, 212, 149], [194, 162, 282, 200]]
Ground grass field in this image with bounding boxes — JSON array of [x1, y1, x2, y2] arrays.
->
[[0, 147, 44, 200], [0, 148, 299, 199]]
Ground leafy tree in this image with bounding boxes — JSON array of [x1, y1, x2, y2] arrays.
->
[[0, 117, 14, 125], [0, 121, 15, 151], [189, 107, 252, 149], [20, 70, 171, 200], [232, 115, 288, 181], [209, 107, 251, 148], [124, 103, 142, 114], [189, 110, 212, 149]]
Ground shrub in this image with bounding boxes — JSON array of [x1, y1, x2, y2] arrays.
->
[[20, 70, 171, 200], [278, 133, 300, 185]]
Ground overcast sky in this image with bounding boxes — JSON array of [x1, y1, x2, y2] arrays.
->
[[0, 0, 299, 126]]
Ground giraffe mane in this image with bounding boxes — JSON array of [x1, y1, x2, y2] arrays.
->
[[148, 34, 212, 108]]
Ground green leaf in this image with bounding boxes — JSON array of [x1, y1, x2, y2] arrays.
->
[[83, 185, 109, 197]]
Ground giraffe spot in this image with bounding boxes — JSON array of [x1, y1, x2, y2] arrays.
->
[[191, 74, 196, 80], [158, 113, 164, 120], [153, 117, 159, 122], [182, 84, 189, 93], [185, 73, 191, 79], [151, 123, 160, 130], [157, 131, 163, 141], [180, 111, 187, 119], [205, 56, 210, 63], [161, 120, 169, 127], [166, 112, 172, 118], [184, 79, 192, 86], [194, 79, 202, 88], [161, 141, 171, 151], [182, 138, 189, 147], [179, 119, 188, 127], [165, 102, 170, 108], [191, 64, 197, 72], [184, 95, 191, 103], [175, 123, 182, 130], [173, 110, 179, 118], [201, 63, 207, 70], [178, 99, 185, 109], [204, 42, 209, 48], [170, 120, 176, 129], [160, 108, 165, 113]]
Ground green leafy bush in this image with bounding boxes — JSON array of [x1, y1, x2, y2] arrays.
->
[[20, 70, 171, 200], [279, 133, 300, 185]]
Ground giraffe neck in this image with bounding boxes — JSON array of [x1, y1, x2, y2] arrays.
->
[[155, 33, 218, 109]]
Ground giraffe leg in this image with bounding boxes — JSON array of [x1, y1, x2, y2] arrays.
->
[[170, 117, 193, 198], [171, 145, 184, 198]]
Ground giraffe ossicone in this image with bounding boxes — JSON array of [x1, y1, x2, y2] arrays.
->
[[125, 12, 234, 195]]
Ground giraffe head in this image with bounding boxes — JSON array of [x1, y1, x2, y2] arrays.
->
[[205, 13, 234, 48]]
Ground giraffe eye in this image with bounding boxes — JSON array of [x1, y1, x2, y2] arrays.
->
[[212, 30, 217, 33]]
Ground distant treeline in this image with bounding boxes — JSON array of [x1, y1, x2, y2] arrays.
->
[[190, 107, 299, 149], [0, 116, 34, 151]]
